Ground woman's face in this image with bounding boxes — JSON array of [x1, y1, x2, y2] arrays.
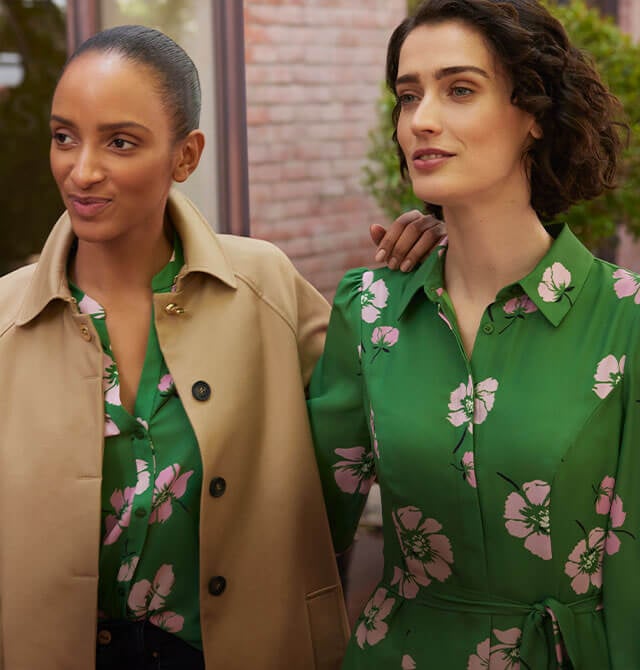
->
[[395, 20, 540, 213], [49, 52, 181, 244]]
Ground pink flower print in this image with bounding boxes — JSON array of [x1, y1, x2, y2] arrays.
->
[[149, 610, 184, 633], [490, 628, 522, 669], [593, 477, 628, 555], [103, 353, 121, 406], [545, 606, 567, 666], [117, 555, 140, 582], [78, 294, 105, 318], [504, 480, 552, 560], [537, 262, 573, 304], [135, 459, 151, 495], [613, 268, 640, 303], [390, 566, 427, 599], [360, 271, 389, 323], [474, 378, 498, 423], [503, 295, 537, 317], [448, 377, 475, 431], [104, 486, 135, 545], [595, 476, 616, 515], [104, 413, 120, 437], [447, 376, 499, 433], [467, 638, 490, 669], [565, 528, 605, 594], [371, 326, 400, 362], [393, 506, 454, 587], [333, 447, 375, 495], [158, 373, 174, 394], [592, 355, 625, 399], [401, 655, 417, 669], [462, 451, 477, 488], [437, 305, 453, 331], [128, 563, 177, 618], [150, 464, 194, 524], [371, 326, 399, 348], [500, 295, 538, 333], [355, 587, 395, 648]]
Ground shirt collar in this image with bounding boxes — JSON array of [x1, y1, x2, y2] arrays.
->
[[397, 225, 594, 327], [16, 188, 237, 326]]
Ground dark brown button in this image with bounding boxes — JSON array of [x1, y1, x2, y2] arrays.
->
[[192, 381, 211, 401], [97, 630, 112, 645], [209, 477, 227, 498], [208, 576, 227, 596]]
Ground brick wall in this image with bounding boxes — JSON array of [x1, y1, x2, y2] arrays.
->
[[244, 0, 407, 297]]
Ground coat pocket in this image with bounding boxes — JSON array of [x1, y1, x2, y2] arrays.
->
[[305, 584, 348, 670]]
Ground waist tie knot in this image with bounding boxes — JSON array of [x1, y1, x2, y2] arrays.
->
[[383, 581, 601, 669]]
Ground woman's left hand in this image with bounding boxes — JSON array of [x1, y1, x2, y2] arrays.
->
[[370, 210, 445, 272]]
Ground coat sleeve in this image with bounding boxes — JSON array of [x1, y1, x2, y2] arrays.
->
[[292, 267, 331, 389], [603, 335, 640, 668], [307, 269, 373, 554]]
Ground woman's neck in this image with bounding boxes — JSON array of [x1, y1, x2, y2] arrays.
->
[[71, 222, 173, 301], [443, 200, 552, 306]]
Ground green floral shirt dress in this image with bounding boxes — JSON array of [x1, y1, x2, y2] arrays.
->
[[70, 239, 203, 649], [308, 225, 640, 669]]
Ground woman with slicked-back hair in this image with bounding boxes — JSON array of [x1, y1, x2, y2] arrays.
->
[[308, 1, 636, 667], [0, 24, 438, 670]]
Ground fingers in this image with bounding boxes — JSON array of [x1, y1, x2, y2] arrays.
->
[[372, 211, 445, 272]]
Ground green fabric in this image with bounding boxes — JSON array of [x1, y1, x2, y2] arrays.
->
[[308, 225, 640, 669], [70, 237, 203, 649]]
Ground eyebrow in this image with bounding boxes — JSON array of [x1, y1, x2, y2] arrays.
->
[[49, 115, 150, 133], [395, 65, 490, 87]]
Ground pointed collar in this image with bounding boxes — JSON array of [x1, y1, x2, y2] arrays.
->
[[15, 188, 237, 326], [397, 225, 594, 327]]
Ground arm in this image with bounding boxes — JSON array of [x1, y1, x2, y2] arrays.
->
[[307, 270, 372, 553]]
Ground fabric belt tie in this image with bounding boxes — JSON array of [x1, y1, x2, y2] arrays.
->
[[382, 581, 601, 669]]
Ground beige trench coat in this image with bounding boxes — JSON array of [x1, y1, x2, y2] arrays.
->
[[0, 190, 349, 669]]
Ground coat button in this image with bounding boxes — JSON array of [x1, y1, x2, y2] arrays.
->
[[164, 302, 184, 315], [97, 629, 112, 645], [80, 324, 92, 341], [208, 576, 227, 596], [209, 477, 227, 498], [192, 381, 211, 401]]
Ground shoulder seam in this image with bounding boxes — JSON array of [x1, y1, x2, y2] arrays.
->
[[234, 271, 297, 336]]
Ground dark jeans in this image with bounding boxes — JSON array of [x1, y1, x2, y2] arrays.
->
[[96, 620, 205, 670]]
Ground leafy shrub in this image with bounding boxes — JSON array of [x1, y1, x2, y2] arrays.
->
[[363, 0, 640, 251]]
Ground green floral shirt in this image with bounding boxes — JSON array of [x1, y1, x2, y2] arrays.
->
[[70, 239, 203, 649], [308, 225, 640, 669]]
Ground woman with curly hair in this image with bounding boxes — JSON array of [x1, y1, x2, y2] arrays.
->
[[308, 0, 634, 667]]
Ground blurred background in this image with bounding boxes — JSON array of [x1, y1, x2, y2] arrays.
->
[[1, 0, 639, 624]]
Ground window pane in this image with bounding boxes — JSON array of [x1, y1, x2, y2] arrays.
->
[[0, 0, 68, 274], [100, 0, 219, 229]]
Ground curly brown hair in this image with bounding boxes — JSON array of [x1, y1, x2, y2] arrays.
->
[[386, 0, 628, 221]]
